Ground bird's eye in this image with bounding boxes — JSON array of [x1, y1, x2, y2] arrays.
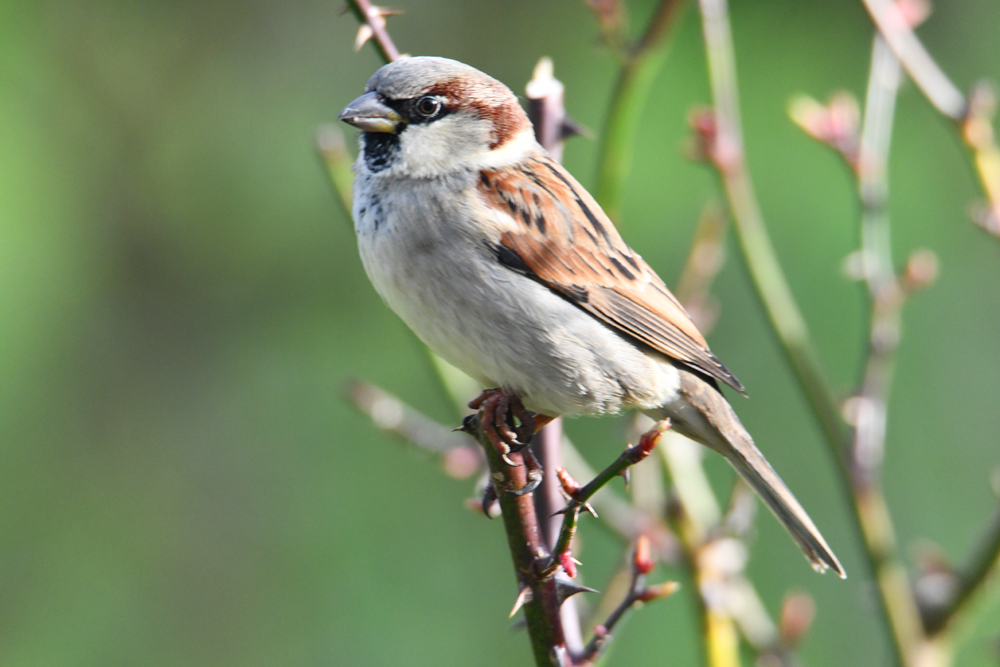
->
[[415, 96, 442, 119]]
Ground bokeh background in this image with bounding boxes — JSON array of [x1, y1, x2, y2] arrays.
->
[[2, 0, 999, 665]]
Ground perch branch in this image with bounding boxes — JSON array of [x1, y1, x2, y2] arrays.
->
[[464, 410, 569, 667]]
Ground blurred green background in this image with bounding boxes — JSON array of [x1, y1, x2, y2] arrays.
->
[[2, 0, 999, 665]]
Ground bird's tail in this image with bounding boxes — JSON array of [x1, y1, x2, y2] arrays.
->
[[650, 369, 845, 578]]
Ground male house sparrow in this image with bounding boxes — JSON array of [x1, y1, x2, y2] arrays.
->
[[339, 57, 844, 577]]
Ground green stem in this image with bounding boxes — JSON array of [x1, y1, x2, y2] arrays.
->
[[317, 125, 354, 216], [594, 0, 687, 219], [696, 1, 914, 664]]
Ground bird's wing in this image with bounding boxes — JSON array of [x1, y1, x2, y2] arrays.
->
[[478, 153, 744, 394]]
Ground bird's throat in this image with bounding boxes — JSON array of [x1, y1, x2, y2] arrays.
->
[[362, 131, 402, 173]]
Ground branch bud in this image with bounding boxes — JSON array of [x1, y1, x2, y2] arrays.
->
[[556, 467, 582, 497], [559, 551, 578, 579], [779, 592, 816, 648], [633, 535, 656, 575], [900, 249, 938, 293], [788, 92, 860, 164], [636, 580, 680, 602]]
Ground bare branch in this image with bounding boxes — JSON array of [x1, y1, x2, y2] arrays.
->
[[858, 0, 966, 120], [347, 381, 483, 474], [579, 539, 680, 663], [923, 503, 1000, 635], [859, 0, 1000, 239], [317, 124, 355, 215], [695, 2, 942, 663], [843, 34, 931, 663], [344, 0, 402, 64]]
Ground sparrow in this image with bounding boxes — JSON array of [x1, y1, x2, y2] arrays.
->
[[339, 56, 844, 577]]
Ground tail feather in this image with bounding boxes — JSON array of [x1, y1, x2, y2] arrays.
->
[[652, 370, 845, 578]]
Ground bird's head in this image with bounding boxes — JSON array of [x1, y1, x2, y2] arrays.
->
[[339, 57, 536, 178]]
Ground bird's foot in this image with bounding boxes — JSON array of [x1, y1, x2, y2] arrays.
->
[[468, 389, 544, 465]]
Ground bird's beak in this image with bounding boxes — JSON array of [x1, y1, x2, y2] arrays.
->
[[338, 91, 403, 133]]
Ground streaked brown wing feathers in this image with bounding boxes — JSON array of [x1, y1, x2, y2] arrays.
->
[[479, 154, 744, 394]]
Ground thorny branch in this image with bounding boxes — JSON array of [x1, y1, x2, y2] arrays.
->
[[464, 411, 571, 667], [550, 422, 670, 581], [580, 538, 680, 661], [466, 405, 675, 667], [344, 0, 401, 63]]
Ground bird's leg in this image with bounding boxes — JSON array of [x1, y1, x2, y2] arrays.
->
[[470, 389, 519, 466], [467, 389, 550, 465]]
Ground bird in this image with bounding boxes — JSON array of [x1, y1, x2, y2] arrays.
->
[[339, 56, 845, 577]]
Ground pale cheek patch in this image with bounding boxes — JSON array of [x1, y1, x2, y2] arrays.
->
[[396, 116, 491, 178]]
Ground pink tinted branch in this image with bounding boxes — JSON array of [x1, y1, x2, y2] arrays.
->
[[847, 32, 930, 663], [859, 0, 965, 120], [524, 56, 585, 655]]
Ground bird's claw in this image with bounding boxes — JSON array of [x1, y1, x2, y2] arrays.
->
[[481, 479, 499, 517], [466, 389, 548, 496], [469, 388, 541, 466], [507, 449, 543, 496]]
